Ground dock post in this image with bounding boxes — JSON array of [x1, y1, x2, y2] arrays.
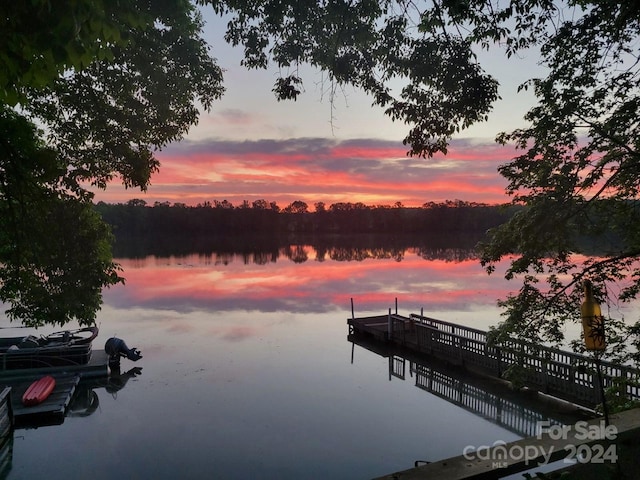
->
[[595, 355, 610, 426], [395, 298, 398, 315], [351, 298, 355, 321], [388, 308, 392, 340]]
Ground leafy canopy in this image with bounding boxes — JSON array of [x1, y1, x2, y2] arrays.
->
[[4, 0, 640, 357], [477, 1, 640, 363], [207, 0, 502, 157], [203, 0, 640, 362], [1, 0, 223, 327], [1, 1, 151, 106]]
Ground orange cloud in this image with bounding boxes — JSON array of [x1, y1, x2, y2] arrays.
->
[[92, 137, 516, 208]]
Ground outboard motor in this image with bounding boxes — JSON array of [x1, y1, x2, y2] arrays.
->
[[105, 337, 142, 369]]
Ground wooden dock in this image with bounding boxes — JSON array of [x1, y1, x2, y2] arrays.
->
[[0, 388, 11, 438], [348, 310, 640, 410], [0, 387, 11, 477], [0, 350, 111, 426], [374, 406, 640, 480], [8, 374, 80, 427]]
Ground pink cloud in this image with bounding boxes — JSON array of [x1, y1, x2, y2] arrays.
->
[[92, 137, 516, 207]]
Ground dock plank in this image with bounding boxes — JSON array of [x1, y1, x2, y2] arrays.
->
[[0, 350, 111, 426], [9, 375, 80, 426], [374, 407, 640, 480]]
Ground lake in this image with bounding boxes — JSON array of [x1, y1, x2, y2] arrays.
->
[[0, 240, 596, 479]]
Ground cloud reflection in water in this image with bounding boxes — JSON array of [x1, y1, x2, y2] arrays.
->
[[105, 245, 511, 319]]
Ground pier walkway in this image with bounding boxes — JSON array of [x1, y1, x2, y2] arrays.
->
[[0, 350, 111, 427], [348, 308, 640, 410]]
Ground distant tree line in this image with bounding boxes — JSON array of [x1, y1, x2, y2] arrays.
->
[[95, 199, 517, 237], [107, 231, 485, 264], [104, 228, 486, 263]]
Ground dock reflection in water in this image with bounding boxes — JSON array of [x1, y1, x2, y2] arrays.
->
[[67, 366, 142, 419], [6, 236, 633, 479], [349, 334, 594, 439], [0, 367, 141, 478]]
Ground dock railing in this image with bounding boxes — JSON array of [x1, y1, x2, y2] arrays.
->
[[350, 310, 640, 409], [407, 313, 640, 408]]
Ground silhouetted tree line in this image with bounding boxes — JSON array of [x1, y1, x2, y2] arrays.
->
[[94, 199, 519, 263], [105, 230, 485, 264], [95, 199, 517, 237]]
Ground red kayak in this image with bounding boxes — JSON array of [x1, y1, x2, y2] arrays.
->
[[22, 375, 56, 406]]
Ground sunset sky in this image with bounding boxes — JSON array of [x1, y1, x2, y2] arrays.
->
[[92, 9, 543, 209]]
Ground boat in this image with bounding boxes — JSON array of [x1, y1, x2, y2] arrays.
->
[[0, 327, 99, 371]]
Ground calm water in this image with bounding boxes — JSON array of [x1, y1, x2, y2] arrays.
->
[[1, 243, 600, 479]]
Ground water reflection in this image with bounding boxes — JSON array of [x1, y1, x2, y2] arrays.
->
[[349, 335, 594, 438], [3, 237, 619, 479], [112, 232, 482, 264], [106, 242, 509, 331], [68, 367, 142, 419], [11, 367, 140, 430], [1, 367, 140, 479]]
